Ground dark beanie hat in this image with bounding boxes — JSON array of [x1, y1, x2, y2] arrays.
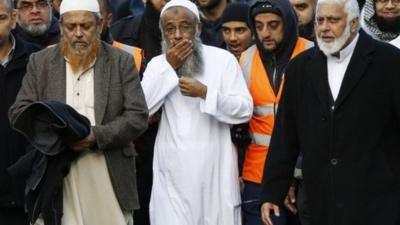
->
[[250, 0, 281, 18], [221, 2, 250, 26]]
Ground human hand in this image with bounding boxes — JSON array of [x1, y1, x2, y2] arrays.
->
[[284, 186, 298, 214], [70, 128, 96, 152], [166, 39, 193, 70], [261, 202, 280, 225], [178, 77, 207, 99], [239, 177, 245, 192]]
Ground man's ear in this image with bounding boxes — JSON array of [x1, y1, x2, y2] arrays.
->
[[106, 13, 113, 27], [196, 23, 202, 35], [97, 18, 105, 36], [350, 17, 359, 33], [10, 9, 17, 30]]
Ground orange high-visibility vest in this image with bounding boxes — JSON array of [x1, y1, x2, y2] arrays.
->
[[240, 37, 313, 184], [112, 41, 143, 72]]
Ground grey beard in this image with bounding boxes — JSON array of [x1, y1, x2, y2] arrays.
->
[[21, 22, 50, 36], [18, 10, 52, 37], [162, 36, 204, 78]]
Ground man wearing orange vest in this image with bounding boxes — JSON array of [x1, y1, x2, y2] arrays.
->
[[239, 0, 313, 225], [98, 0, 145, 74]]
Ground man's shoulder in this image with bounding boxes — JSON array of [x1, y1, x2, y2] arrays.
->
[[202, 44, 236, 61], [101, 41, 133, 60], [289, 46, 317, 65], [29, 44, 61, 61]]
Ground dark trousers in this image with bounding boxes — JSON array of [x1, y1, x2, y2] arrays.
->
[[0, 207, 29, 225], [242, 181, 287, 225]]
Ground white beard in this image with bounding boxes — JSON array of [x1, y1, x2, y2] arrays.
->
[[317, 23, 351, 56], [161, 35, 204, 78]]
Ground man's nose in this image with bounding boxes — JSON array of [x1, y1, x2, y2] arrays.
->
[[173, 29, 183, 40], [74, 26, 84, 38], [260, 27, 271, 39], [319, 20, 330, 32], [385, 0, 396, 9], [229, 32, 238, 42]]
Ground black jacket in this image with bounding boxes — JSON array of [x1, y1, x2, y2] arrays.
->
[[0, 35, 39, 209], [111, 2, 162, 61], [261, 32, 400, 225], [14, 17, 60, 48], [200, 16, 226, 49], [10, 101, 91, 225]]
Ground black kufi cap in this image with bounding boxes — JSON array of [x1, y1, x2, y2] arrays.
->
[[221, 3, 250, 26]]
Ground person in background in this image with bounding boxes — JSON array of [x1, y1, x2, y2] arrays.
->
[[220, 1, 253, 197], [260, 0, 400, 225], [0, 0, 39, 224], [141, 0, 253, 224], [239, 0, 313, 224], [196, 0, 228, 48], [98, 0, 144, 73], [361, 0, 400, 47], [52, 0, 61, 18], [13, 0, 59, 47], [221, 2, 253, 59], [290, 0, 316, 41]]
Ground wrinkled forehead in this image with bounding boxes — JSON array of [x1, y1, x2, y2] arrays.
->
[[161, 6, 198, 24]]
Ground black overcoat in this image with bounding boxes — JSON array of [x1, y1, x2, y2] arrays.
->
[[260, 32, 400, 225]]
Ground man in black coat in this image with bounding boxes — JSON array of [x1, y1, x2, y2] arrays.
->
[[260, 0, 400, 225], [0, 0, 39, 224], [13, 0, 59, 48]]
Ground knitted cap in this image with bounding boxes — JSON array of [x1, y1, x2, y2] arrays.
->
[[221, 2, 250, 26]]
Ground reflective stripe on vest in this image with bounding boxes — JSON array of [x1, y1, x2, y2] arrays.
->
[[240, 37, 312, 184], [112, 41, 143, 72], [250, 132, 271, 146], [253, 103, 275, 117]]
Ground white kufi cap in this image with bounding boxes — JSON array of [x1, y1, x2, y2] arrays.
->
[[160, 0, 200, 21], [60, 0, 100, 15]]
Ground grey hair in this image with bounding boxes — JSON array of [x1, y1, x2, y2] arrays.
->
[[316, 0, 360, 28]]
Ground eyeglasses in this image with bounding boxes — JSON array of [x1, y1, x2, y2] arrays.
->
[[163, 24, 196, 36], [17, 1, 50, 12], [375, 0, 400, 5]]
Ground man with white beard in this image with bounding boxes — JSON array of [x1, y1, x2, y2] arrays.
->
[[259, 0, 400, 225], [140, 0, 253, 224]]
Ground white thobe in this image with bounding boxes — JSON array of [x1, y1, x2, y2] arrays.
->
[[141, 45, 253, 225]]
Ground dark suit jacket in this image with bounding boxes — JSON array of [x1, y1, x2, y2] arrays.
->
[[0, 34, 39, 212], [9, 42, 148, 211], [260, 32, 400, 225]]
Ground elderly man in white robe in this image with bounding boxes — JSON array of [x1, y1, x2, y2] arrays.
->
[[141, 0, 253, 224]]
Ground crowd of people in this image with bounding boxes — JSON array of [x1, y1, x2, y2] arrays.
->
[[0, 0, 399, 225]]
